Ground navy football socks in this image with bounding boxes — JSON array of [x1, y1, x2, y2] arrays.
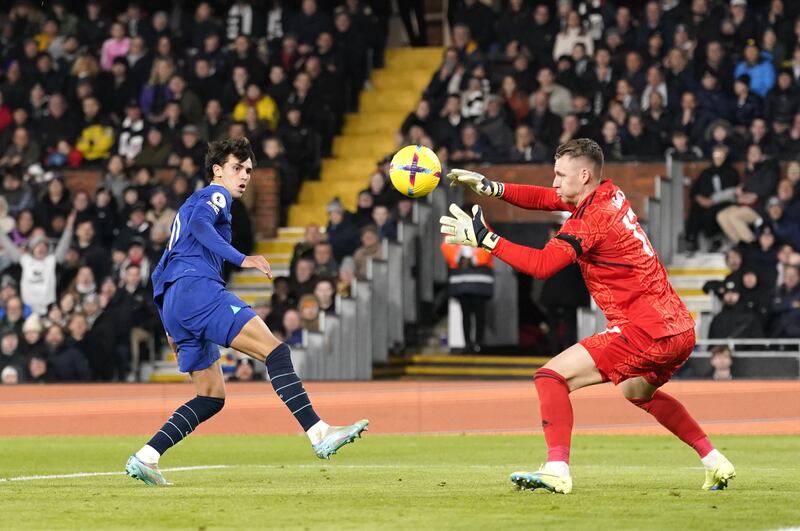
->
[[266, 343, 321, 431], [146, 395, 225, 455]]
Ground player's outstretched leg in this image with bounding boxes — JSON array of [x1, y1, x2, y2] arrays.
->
[[232, 317, 368, 459], [623, 379, 735, 490], [264, 342, 369, 459], [126, 393, 225, 486]]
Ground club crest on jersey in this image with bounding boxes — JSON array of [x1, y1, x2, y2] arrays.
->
[[611, 190, 626, 210], [207, 192, 227, 214]]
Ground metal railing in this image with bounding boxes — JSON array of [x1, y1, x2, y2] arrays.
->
[[292, 186, 451, 379]]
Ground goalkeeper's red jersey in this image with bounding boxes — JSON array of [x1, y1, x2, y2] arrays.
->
[[492, 180, 694, 339]]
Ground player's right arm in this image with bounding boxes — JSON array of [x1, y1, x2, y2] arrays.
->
[[447, 168, 573, 212], [187, 198, 247, 266]]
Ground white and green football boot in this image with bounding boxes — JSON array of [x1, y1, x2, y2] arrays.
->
[[125, 455, 171, 486], [702, 454, 736, 491], [313, 419, 369, 459], [510, 462, 573, 494]]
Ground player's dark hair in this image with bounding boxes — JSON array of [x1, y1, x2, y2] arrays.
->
[[204, 137, 255, 183], [554, 138, 604, 173]]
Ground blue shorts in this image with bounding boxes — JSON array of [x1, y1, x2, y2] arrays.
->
[[160, 276, 257, 373]]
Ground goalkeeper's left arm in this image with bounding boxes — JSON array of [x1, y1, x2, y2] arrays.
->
[[440, 203, 576, 279]]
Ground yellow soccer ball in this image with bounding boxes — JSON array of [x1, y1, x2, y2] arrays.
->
[[389, 145, 441, 198]]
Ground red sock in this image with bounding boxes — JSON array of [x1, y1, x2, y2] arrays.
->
[[628, 390, 714, 458], [533, 368, 573, 463]]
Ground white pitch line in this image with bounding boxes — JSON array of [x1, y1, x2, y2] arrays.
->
[[4, 463, 796, 483], [0, 464, 230, 483]]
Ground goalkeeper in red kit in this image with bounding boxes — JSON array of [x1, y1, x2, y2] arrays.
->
[[440, 138, 735, 494]]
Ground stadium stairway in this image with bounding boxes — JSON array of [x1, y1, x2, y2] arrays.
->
[[667, 252, 729, 336], [373, 354, 550, 380], [289, 47, 444, 226]]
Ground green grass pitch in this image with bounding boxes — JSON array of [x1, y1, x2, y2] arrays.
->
[[1, 435, 798, 530]]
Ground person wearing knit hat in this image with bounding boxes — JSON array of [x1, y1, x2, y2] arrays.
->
[[0, 211, 75, 315]]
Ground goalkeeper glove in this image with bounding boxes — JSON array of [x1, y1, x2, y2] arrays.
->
[[439, 203, 499, 251], [447, 168, 504, 198]]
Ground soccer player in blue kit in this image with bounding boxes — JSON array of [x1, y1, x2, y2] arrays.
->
[[125, 138, 368, 486]]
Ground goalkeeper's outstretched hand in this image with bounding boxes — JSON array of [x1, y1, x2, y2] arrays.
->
[[447, 169, 504, 198], [439, 203, 499, 250]]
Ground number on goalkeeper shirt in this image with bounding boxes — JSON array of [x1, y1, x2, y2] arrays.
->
[[622, 208, 653, 257]]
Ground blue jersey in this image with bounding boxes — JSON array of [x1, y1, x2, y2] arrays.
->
[[151, 184, 245, 305]]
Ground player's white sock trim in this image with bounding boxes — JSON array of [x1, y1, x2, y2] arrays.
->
[[543, 461, 570, 477], [701, 449, 722, 469], [135, 445, 161, 465], [307, 420, 331, 446]]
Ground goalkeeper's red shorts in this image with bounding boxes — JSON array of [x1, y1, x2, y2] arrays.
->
[[580, 323, 695, 387]]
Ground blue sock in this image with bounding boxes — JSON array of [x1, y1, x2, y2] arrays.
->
[[146, 395, 225, 455], [267, 343, 321, 431]]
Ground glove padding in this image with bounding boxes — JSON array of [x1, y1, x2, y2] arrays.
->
[[439, 203, 499, 250], [447, 169, 504, 198]]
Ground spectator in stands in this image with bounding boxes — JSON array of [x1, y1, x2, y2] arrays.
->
[[770, 264, 800, 337], [0, 211, 74, 315], [281, 308, 303, 347], [200, 99, 230, 144], [312, 241, 338, 278], [734, 39, 776, 98], [290, 224, 323, 274], [527, 91, 562, 148], [352, 191, 374, 228], [116, 203, 150, 251], [451, 124, 494, 164], [598, 119, 624, 161], [765, 69, 798, 125], [766, 197, 799, 250], [0, 196, 14, 236], [739, 268, 773, 328], [232, 83, 279, 133], [708, 284, 764, 339], [75, 96, 114, 164], [507, 125, 548, 163], [314, 277, 336, 314], [0, 330, 25, 378], [1, 171, 34, 217], [708, 345, 734, 380], [116, 99, 145, 165], [354, 224, 383, 280], [326, 198, 360, 263], [0, 297, 25, 337], [298, 294, 321, 333], [0, 126, 41, 169], [134, 126, 171, 168], [478, 95, 514, 157], [73, 219, 110, 282], [100, 22, 130, 72], [278, 106, 320, 182], [666, 130, 704, 161], [20, 313, 45, 358], [291, 257, 318, 299], [371, 205, 397, 242], [145, 188, 175, 235], [41, 322, 88, 381], [685, 145, 740, 252], [717, 144, 779, 244], [429, 94, 464, 151]]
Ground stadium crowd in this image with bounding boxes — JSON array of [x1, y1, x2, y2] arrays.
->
[[415, 0, 800, 352], [0, 0, 397, 384], [1, 0, 800, 384]]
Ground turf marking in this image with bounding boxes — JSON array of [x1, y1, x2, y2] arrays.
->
[[0, 465, 230, 482]]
